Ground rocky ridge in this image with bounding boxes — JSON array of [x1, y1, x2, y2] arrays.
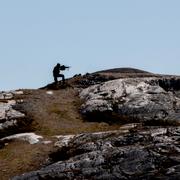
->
[[13, 126, 180, 180]]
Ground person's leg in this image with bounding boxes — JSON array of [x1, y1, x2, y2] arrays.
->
[[58, 74, 65, 84], [54, 76, 58, 83]]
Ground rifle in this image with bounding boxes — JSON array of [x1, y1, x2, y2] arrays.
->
[[60, 65, 70, 71]]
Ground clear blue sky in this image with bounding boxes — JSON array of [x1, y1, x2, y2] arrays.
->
[[1, 0, 180, 90]]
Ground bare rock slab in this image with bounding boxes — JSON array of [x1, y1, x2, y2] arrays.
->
[[12, 127, 180, 180], [0, 132, 43, 145], [80, 77, 180, 124]]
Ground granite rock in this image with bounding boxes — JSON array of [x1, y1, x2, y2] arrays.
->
[[12, 126, 180, 180], [80, 77, 180, 124]]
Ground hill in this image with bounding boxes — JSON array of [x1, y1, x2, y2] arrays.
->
[[95, 67, 152, 74], [0, 67, 180, 179]]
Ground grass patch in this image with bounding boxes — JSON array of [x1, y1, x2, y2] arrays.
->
[[0, 141, 54, 180]]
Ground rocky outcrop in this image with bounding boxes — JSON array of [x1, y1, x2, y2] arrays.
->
[[70, 68, 155, 89], [80, 77, 180, 125], [12, 126, 180, 180], [74, 73, 116, 88], [0, 91, 31, 138]]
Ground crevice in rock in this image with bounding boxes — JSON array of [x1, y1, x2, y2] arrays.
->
[[149, 78, 180, 92], [0, 117, 33, 139], [82, 110, 135, 125], [49, 144, 93, 164]]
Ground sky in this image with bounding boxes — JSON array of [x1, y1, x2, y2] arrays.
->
[[0, 0, 180, 90]]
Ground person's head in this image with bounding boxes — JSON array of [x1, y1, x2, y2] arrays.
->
[[57, 63, 60, 67]]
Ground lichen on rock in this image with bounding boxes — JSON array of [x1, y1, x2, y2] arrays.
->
[[12, 127, 180, 180]]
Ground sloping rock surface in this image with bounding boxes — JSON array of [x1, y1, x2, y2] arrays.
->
[[12, 127, 180, 180], [0, 132, 43, 145], [80, 77, 180, 124]]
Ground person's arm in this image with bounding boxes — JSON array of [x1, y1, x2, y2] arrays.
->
[[60, 65, 70, 70]]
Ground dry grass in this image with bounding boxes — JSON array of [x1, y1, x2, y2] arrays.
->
[[0, 140, 54, 180], [18, 88, 120, 136], [0, 87, 120, 179]]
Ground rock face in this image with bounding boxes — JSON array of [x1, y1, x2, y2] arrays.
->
[[80, 77, 180, 124], [0, 91, 30, 138], [12, 126, 180, 180]]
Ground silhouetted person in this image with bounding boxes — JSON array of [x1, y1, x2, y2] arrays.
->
[[53, 63, 65, 84], [53, 63, 70, 84]]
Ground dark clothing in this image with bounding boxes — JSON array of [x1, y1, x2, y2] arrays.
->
[[54, 74, 65, 83], [53, 65, 60, 77], [53, 64, 65, 83]]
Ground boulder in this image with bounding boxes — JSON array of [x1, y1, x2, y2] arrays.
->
[[0, 91, 31, 138], [80, 77, 180, 124]]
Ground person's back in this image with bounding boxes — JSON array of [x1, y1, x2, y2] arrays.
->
[[53, 64, 60, 77]]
